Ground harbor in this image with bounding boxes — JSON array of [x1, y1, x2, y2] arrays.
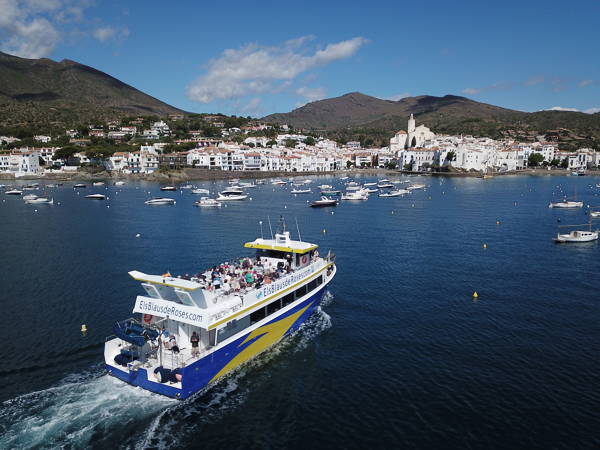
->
[[0, 174, 599, 448]]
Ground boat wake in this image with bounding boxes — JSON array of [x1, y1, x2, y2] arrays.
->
[[0, 293, 334, 449], [0, 366, 175, 449]]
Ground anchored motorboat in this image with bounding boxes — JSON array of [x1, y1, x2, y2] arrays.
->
[[217, 188, 247, 201], [25, 196, 53, 205], [115, 181, 126, 186], [145, 197, 176, 205], [194, 197, 222, 207], [310, 197, 337, 207], [180, 184, 193, 189], [379, 189, 408, 197], [160, 186, 177, 191], [85, 194, 106, 200], [407, 183, 427, 190], [377, 183, 394, 189], [291, 188, 311, 194], [341, 189, 369, 201], [271, 179, 287, 185], [5, 189, 22, 195], [73, 183, 87, 188], [104, 219, 336, 400], [191, 188, 210, 195], [93, 182, 105, 186], [549, 200, 583, 208], [22, 194, 38, 201]]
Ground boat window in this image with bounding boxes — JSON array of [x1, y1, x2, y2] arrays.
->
[[282, 293, 295, 307], [295, 284, 307, 299], [250, 307, 266, 324], [266, 299, 282, 316], [317, 276, 323, 286]]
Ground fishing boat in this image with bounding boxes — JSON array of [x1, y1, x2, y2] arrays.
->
[[5, 189, 22, 195], [25, 196, 53, 205], [104, 219, 337, 399], [548, 200, 583, 208], [291, 188, 311, 194], [379, 189, 408, 197], [310, 197, 337, 207], [145, 198, 176, 205], [160, 186, 177, 191], [73, 184, 87, 188], [85, 194, 106, 200], [191, 188, 210, 195], [554, 228, 598, 243], [194, 197, 222, 207], [341, 189, 369, 201]]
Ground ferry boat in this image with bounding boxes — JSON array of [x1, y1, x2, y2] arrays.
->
[[104, 221, 336, 399]]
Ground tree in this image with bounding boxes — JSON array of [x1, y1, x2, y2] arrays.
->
[[550, 158, 560, 167], [284, 139, 296, 148], [527, 152, 544, 167], [346, 160, 353, 169], [304, 136, 315, 146], [560, 158, 569, 169], [445, 151, 456, 161], [53, 146, 78, 160], [266, 139, 277, 147]]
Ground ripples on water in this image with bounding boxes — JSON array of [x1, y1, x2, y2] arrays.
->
[[0, 176, 599, 449]]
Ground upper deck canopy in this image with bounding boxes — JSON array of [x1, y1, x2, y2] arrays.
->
[[244, 231, 318, 254]]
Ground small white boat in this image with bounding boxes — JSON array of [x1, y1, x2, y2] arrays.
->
[[145, 197, 176, 205], [555, 230, 598, 243], [160, 186, 177, 191], [310, 197, 337, 207], [22, 186, 38, 191], [340, 176, 349, 180], [377, 183, 394, 189], [364, 188, 379, 193], [407, 183, 427, 191], [191, 188, 210, 195], [291, 189, 311, 194], [5, 189, 22, 195], [22, 194, 38, 201], [363, 182, 377, 187], [228, 178, 240, 185], [115, 181, 126, 186], [238, 182, 257, 189], [271, 180, 287, 185], [194, 197, 222, 207], [379, 179, 390, 183], [346, 182, 361, 191], [303, 180, 312, 184], [73, 184, 87, 188], [85, 194, 106, 200], [217, 192, 247, 201], [590, 211, 600, 218], [549, 201, 583, 208], [379, 189, 408, 197], [25, 197, 53, 205], [318, 184, 333, 189], [180, 184, 193, 189], [45, 184, 58, 188], [93, 182, 105, 186], [341, 190, 369, 201], [255, 180, 266, 185]]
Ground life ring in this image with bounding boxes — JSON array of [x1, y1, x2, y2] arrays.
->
[[143, 314, 153, 324], [301, 255, 308, 264]]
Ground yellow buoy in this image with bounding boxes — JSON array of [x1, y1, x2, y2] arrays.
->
[[81, 324, 87, 333], [472, 291, 478, 299]]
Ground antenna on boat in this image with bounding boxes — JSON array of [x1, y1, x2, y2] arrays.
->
[[267, 216, 274, 239], [259, 220, 263, 239], [295, 217, 302, 242]]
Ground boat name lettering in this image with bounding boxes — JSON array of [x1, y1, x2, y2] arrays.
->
[[258, 265, 315, 298], [133, 297, 203, 326]]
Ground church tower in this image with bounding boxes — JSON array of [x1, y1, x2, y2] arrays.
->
[[408, 113, 416, 133]]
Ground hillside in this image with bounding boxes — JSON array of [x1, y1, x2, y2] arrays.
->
[[264, 92, 600, 148], [0, 51, 184, 128]]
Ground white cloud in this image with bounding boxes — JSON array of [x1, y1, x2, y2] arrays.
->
[[187, 36, 367, 103], [578, 79, 594, 88], [239, 97, 262, 115], [93, 27, 116, 42], [548, 106, 580, 112], [525, 75, 545, 86], [386, 92, 410, 101], [584, 107, 600, 114], [462, 88, 482, 95], [296, 86, 326, 103], [0, 0, 95, 58]]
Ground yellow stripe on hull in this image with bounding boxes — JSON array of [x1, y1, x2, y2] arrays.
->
[[209, 302, 313, 383]]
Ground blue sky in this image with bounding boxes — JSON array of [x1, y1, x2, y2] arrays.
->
[[1, 0, 599, 116]]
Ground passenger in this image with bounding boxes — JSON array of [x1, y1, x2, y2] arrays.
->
[[190, 331, 200, 357], [230, 277, 240, 291], [213, 276, 221, 290], [264, 275, 272, 284], [245, 271, 254, 285], [169, 335, 180, 354], [222, 279, 230, 293]]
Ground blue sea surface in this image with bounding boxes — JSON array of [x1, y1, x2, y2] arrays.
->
[[0, 174, 598, 449]]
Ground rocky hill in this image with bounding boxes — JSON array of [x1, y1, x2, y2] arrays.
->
[[0, 51, 183, 128]]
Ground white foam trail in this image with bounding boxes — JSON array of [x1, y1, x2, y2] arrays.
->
[[0, 373, 174, 449]]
